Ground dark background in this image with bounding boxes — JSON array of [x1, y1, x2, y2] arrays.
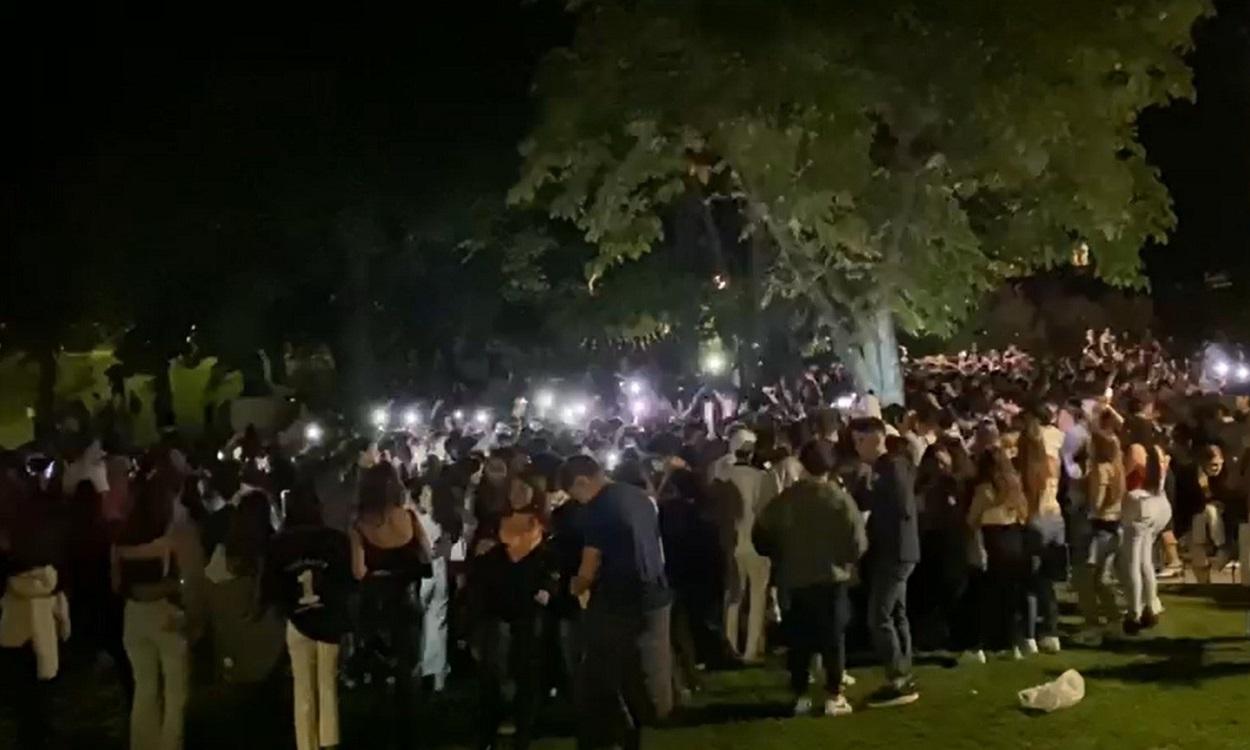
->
[[3, 1, 1248, 345]]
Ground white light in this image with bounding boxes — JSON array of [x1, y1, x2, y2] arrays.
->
[[216, 450, 226, 462], [371, 407, 389, 428], [713, 274, 729, 291], [304, 423, 324, 443], [453, 409, 465, 421], [626, 379, 643, 396], [702, 351, 727, 375], [401, 409, 418, 426], [834, 395, 856, 410], [1215, 361, 1231, 377], [606, 450, 621, 471], [630, 399, 648, 417], [536, 390, 555, 410], [572, 401, 588, 418], [474, 409, 490, 425], [560, 407, 578, 425], [1238, 366, 1250, 382]]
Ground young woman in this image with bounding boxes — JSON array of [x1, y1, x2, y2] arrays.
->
[[349, 462, 430, 748], [913, 439, 971, 653], [471, 468, 555, 750], [1121, 444, 1173, 633], [264, 484, 352, 750], [1018, 421, 1066, 654], [113, 477, 204, 750], [967, 448, 1029, 660], [1077, 430, 1127, 636]]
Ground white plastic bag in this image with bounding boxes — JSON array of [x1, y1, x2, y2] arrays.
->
[[1018, 669, 1085, 713]]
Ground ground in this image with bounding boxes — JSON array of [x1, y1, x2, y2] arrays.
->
[[11, 584, 1250, 749]]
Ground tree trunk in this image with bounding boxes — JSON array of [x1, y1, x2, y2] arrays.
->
[[33, 348, 57, 444], [839, 304, 904, 406]]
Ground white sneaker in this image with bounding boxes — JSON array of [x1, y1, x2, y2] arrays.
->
[[1000, 647, 1023, 661], [962, 650, 987, 665], [794, 696, 815, 716], [841, 671, 857, 688], [824, 695, 854, 717], [1020, 638, 1039, 656], [1039, 636, 1062, 654]]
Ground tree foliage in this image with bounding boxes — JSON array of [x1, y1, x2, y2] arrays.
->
[[512, 0, 1210, 400]]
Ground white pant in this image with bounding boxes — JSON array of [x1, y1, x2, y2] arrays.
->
[[420, 559, 449, 680], [1121, 496, 1170, 619], [724, 549, 770, 661], [1190, 503, 1226, 581], [286, 622, 340, 750], [124, 600, 188, 750]]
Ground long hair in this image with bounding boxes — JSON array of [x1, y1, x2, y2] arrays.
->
[[358, 461, 404, 524], [119, 477, 176, 546], [1017, 421, 1055, 513], [1087, 430, 1126, 510], [225, 490, 273, 577], [976, 447, 1027, 514]]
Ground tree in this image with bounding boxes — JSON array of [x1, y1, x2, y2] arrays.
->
[[511, 0, 1210, 402]]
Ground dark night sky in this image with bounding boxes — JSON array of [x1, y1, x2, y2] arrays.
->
[[3, 2, 1248, 332]]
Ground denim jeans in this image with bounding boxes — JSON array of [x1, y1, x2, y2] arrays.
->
[[578, 604, 673, 750], [1122, 495, 1172, 619], [1026, 514, 1067, 640], [868, 562, 915, 683]]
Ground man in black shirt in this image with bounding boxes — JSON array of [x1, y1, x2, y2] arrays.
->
[[263, 488, 353, 750], [561, 455, 672, 750]]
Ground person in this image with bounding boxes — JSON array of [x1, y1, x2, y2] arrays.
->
[[753, 440, 867, 718], [912, 439, 972, 653], [1075, 430, 1126, 641], [1182, 444, 1231, 582], [349, 462, 431, 749], [1018, 419, 1065, 655], [264, 483, 352, 750], [561, 455, 672, 750], [712, 429, 776, 664], [967, 448, 1028, 660], [1121, 444, 1173, 634], [113, 476, 205, 750], [471, 469, 555, 749], [416, 481, 461, 693], [850, 418, 921, 708]]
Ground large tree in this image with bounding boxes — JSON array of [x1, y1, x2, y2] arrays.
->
[[511, 0, 1210, 402]]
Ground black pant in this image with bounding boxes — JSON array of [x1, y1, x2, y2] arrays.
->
[[357, 582, 420, 749], [577, 604, 672, 750], [478, 615, 543, 749], [0, 646, 52, 749], [980, 525, 1027, 651], [785, 583, 850, 696], [669, 593, 702, 696]]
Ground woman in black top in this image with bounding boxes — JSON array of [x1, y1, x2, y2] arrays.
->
[[348, 462, 430, 749]]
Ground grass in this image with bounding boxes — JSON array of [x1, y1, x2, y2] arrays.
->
[[10, 584, 1250, 749]]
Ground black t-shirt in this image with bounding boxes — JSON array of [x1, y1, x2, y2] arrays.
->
[[264, 526, 353, 643], [582, 482, 670, 613]]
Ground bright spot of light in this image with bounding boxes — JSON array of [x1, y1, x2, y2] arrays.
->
[[1238, 365, 1250, 382], [572, 401, 589, 418], [1215, 361, 1231, 378], [305, 423, 324, 443], [536, 390, 555, 410], [626, 379, 643, 396], [834, 395, 856, 410], [560, 406, 577, 425], [606, 450, 621, 471], [453, 409, 465, 421], [630, 399, 648, 417], [713, 274, 729, 291], [702, 352, 727, 375], [371, 407, 389, 428], [403, 409, 419, 427], [474, 409, 490, 425]]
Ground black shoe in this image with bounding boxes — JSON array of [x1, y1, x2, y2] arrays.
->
[[866, 683, 920, 708], [1140, 608, 1159, 630], [1123, 616, 1143, 636]]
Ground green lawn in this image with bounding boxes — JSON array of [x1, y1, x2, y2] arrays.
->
[[13, 584, 1250, 749], [616, 585, 1250, 750]]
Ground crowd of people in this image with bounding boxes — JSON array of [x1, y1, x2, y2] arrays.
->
[[3, 330, 1250, 750]]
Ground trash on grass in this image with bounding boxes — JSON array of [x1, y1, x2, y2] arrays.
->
[[1018, 669, 1084, 713]]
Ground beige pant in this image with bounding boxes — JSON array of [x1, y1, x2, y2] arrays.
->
[[287, 622, 340, 750], [124, 600, 188, 750], [725, 549, 771, 661]]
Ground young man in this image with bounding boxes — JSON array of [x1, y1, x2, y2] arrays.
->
[[850, 417, 921, 708], [561, 455, 673, 750], [712, 429, 776, 664], [754, 440, 867, 717]]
